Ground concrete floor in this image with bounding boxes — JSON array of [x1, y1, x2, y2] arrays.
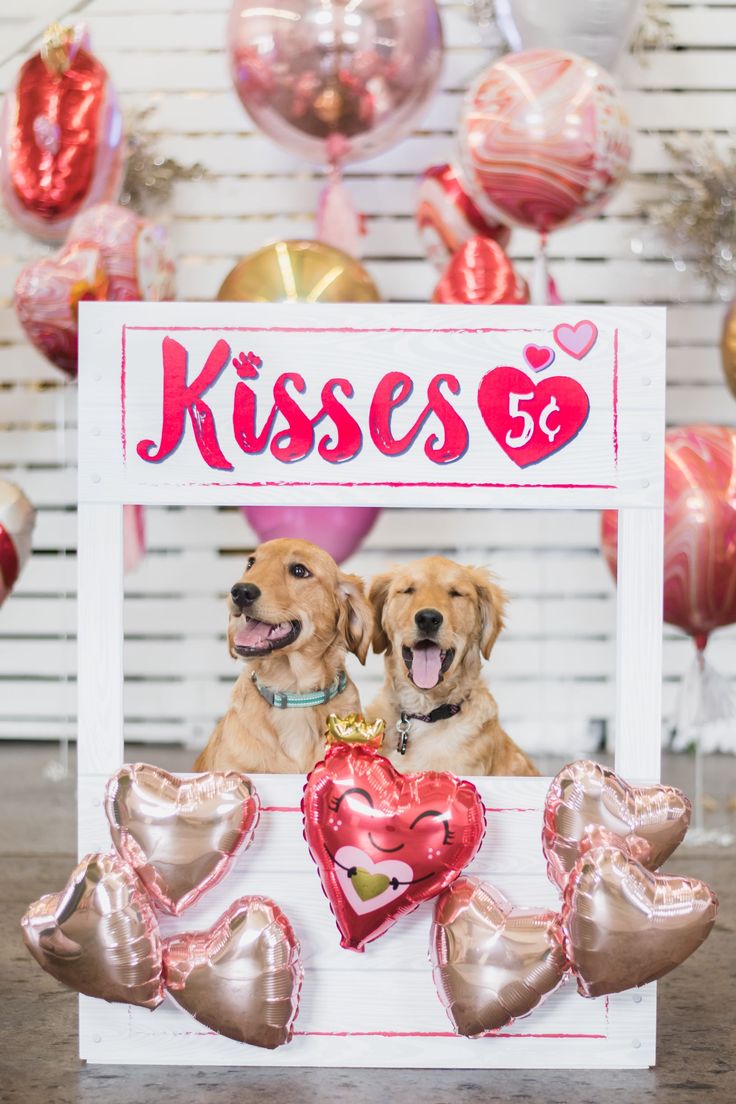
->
[[1, 742, 734, 1104]]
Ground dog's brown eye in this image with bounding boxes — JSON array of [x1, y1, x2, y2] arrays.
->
[[246, 556, 255, 570], [289, 563, 311, 579], [402, 587, 415, 595], [449, 589, 463, 598]]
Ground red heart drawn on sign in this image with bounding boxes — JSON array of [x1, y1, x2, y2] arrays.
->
[[553, 320, 598, 360], [478, 366, 590, 468], [523, 344, 555, 372]]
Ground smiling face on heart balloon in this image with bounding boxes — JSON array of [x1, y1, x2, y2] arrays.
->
[[302, 744, 486, 951]]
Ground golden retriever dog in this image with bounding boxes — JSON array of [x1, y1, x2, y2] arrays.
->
[[194, 538, 372, 773], [366, 556, 538, 776]]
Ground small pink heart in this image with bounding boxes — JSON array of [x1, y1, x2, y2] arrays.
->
[[523, 344, 555, 372], [553, 321, 598, 360]]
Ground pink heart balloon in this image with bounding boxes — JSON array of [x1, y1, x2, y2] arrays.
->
[[163, 896, 303, 1048], [21, 851, 163, 1008], [14, 202, 175, 378], [243, 504, 380, 565], [430, 876, 569, 1036], [105, 764, 260, 915], [560, 844, 718, 998], [543, 760, 692, 891]]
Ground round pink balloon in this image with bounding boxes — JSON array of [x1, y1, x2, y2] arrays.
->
[[601, 426, 736, 650], [458, 49, 632, 235], [243, 505, 379, 564], [228, 0, 443, 166]]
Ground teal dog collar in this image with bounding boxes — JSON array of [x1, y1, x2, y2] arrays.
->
[[251, 669, 348, 709]]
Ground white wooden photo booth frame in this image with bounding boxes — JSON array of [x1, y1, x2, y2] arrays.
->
[[77, 302, 666, 1069]]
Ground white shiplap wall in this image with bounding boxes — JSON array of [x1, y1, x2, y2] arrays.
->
[[0, 0, 734, 754]]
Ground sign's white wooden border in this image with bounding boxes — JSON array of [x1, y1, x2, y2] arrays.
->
[[77, 303, 666, 1068]]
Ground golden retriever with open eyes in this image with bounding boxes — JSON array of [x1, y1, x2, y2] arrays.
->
[[194, 538, 373, 774], [366, 556, 538, 777]]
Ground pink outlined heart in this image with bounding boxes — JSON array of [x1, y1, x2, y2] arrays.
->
[[523, 343, 555, 372], [553, 320, 598, 360]]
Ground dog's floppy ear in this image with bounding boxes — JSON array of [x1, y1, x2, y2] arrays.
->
[[336, 572, 373, 664], [468, 566, 507, 660], [368, 571, 392, 654]]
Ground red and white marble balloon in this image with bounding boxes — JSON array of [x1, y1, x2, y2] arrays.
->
[[416, 163, 510, 272], [602, 425, 736, 649], [458, 49, 631, 236], [14, 202, 175, 378], [0, 24, 124, 242], [0, 481, 36, 607]]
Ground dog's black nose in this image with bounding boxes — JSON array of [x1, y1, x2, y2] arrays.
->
[[415, 608, 443, 634], [231, 582, 261, 608]]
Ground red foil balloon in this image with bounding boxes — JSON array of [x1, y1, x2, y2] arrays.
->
[[416, 163, 511, 273], [601, 425, 736, 649], [433, 237, 529, 305], [0, 24, 124, 242], [302, 743, 486, 951]]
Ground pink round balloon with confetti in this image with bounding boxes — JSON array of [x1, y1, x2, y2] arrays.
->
[[458, 49, 632, 235]]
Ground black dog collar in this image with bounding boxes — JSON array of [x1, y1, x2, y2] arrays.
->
[[396, 703, 462, 755]]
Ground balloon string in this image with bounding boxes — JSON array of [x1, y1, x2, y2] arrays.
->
[[531, 235, 549, 305]]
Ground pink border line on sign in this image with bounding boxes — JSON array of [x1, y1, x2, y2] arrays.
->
[[119, 323, 619, 491], [293, 1031, 607, 1040]]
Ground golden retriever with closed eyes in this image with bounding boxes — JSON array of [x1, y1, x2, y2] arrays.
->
[[366, 556, 538, 777], [194, 538, 373, 774]]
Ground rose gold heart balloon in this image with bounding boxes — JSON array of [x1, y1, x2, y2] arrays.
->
[[163, 896, 303, 1048], [105, 764, 260, 915], [560, 845, 718, 998], [543, 760, 691, 890], [21, 851, 163, 1008], [430, 877, 569, 1036]]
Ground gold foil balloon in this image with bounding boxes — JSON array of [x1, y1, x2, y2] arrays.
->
[[430, 877, 569, 1036], [721, 302, 736, 399], [105, 763, 260, 915], [163, 896, 303, 1048], [560, 844, 718, 998], [217, 239, 380, 303], [21, 851, 163, 1008], [543, 760, 691, 891]]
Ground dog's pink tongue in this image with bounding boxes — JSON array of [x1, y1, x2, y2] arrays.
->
[[411, 643, 443, 689], [234, 618, 289, 649]]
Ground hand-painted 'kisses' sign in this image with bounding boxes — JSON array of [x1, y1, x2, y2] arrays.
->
[[135, 333, 593, 473], [79, 304, 663, 509]]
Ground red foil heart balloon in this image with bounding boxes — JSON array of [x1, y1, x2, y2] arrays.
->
[[164, 896, 303, 1048], [543, 760, 692, 891], [478, 365, 590, 467], [105, 763, 260, 915], [416, 164, 511, 272], [0, 24, 124, 242], [14, 202, 175, 378], [431, 877, 569, 1036], [560, 844, 718, 998], [21, 851, 163, 1008], [432, 237, 529, 305], [0, 480, 35, 608], [302, 743, 486, 951]]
